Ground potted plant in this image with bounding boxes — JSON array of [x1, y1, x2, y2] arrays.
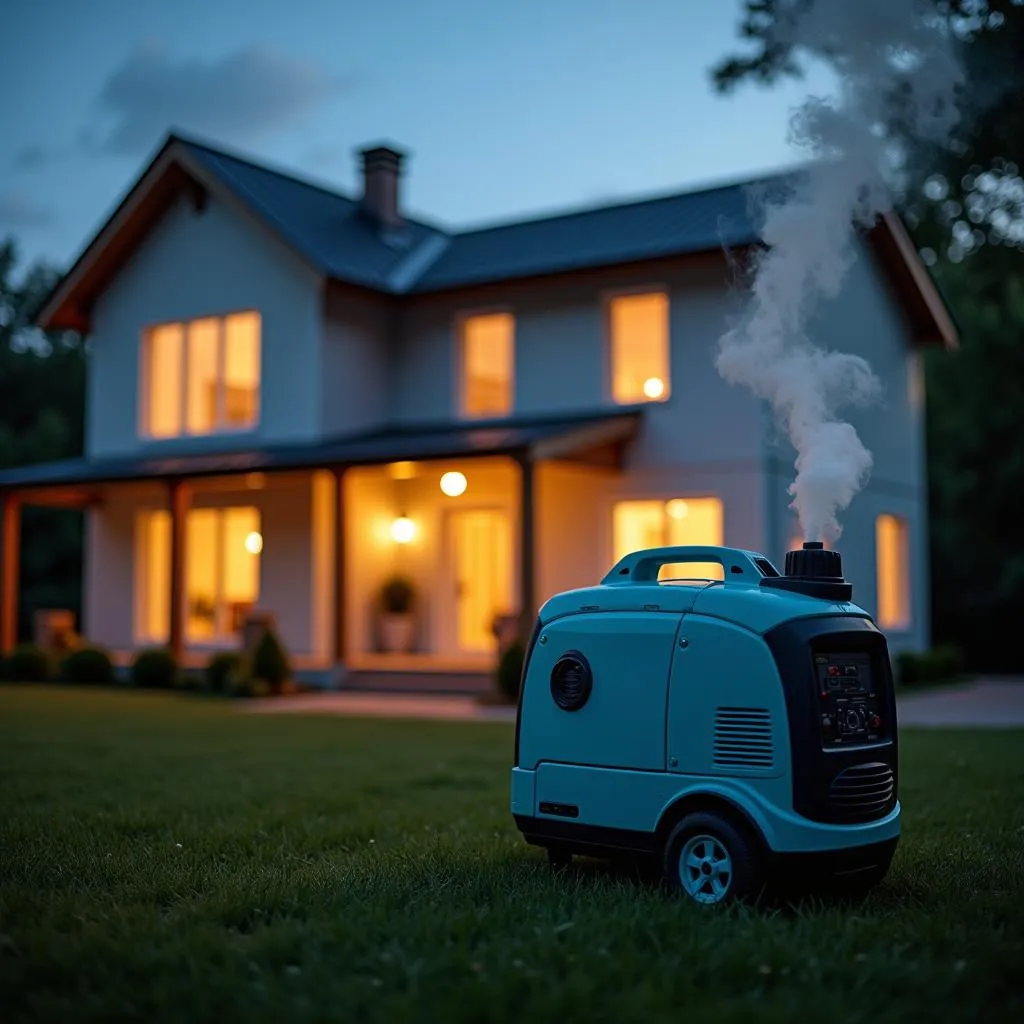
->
[[379, 575, 416, 653]]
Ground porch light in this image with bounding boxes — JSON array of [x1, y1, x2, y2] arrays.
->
[[440, 471, 467, 497], [665, 499, 688, 521], [390, 516, 415, 543], [643, 376, 665, 399], [244, 531, 263, 554]]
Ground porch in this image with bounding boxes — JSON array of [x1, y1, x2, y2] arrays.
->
[[0, 410, 640, 690]]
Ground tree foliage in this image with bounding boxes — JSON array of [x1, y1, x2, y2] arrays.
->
[[712, 0, 1024, 669], [0, 238, 86, 644]]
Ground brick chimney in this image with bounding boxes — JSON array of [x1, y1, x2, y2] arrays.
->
[[357, 143, 406, 230]]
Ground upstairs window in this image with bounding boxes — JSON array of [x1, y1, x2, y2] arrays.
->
[[459, 312, 514, 418], [876, 513, 911, 630], [608, 291, 670, 404], [142, 311, 261, 438]]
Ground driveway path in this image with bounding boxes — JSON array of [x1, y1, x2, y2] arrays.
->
[[242, 677, 1024, 727]]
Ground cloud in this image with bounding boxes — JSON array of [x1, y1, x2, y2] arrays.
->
[[10, 145, 54, 172], [0, 192, 55, 229], [90, 41, 355, 157]]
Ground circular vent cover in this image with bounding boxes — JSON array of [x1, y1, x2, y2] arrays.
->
[[550, 651, 593, 712]]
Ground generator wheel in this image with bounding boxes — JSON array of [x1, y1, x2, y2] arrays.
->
[[663, 812, 761, 906]]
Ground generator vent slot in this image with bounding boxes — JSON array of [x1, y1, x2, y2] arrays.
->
[[827, 762, 895, 822], [713, 707, 774, 769]]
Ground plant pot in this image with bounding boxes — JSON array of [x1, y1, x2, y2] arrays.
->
[[380, 613, 416, 654]]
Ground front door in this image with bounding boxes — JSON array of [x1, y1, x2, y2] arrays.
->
[[447, 508, 513, 654]]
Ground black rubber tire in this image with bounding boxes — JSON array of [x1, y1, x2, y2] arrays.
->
[[547, 846, 572, 871], [663, 811, 763, 906]]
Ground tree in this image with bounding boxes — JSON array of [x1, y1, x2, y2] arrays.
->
[[0, 238, 87, 644], [711, 1, 1024, 669]]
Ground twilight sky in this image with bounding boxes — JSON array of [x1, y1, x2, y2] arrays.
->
[[0, 0, 837, 271]]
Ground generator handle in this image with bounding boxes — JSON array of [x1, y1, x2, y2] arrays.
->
[[601, 545, 768, 585]]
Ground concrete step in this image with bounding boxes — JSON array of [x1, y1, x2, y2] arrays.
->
[[343, 670, 493, 696]]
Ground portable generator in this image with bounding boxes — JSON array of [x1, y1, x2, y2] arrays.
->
[[510, 542, 900, 906]]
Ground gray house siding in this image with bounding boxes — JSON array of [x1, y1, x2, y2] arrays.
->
[[85, 193, 324, 460]]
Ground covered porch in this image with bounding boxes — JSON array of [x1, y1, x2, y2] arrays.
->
[[0, 410, 640, 690]]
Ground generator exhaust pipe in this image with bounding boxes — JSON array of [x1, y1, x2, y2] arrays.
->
[[761, 541, 854, 602]]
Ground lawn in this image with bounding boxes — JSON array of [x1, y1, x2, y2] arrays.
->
[[1, 688, 1021, 1024]]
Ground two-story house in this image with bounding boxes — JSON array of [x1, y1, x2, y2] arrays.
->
[[0, 132, 957, 691]]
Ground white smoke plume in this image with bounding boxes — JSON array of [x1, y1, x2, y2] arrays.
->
[[716, 0, 963, 543]]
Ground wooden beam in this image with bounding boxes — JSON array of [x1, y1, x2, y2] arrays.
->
[[516, 453, 536, 642], [167, 479, 188, 661], [333, 467, 347, 664], [1, 494, 21, 652]]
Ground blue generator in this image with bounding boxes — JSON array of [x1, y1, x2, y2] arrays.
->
[[511, 543, 900, 906]]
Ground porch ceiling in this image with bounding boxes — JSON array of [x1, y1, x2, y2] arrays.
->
[[0, 408, 642, 497]]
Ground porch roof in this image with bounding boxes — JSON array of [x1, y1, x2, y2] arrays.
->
[[0, 408, 641, 495]]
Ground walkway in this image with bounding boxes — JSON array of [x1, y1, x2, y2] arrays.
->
[[242, 677, 1024, 727]]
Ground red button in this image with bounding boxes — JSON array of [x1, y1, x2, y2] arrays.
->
[[870, 714, 881, 728]]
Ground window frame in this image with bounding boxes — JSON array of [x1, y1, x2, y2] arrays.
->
[[602, 285, 672, 407], [138, 309, 262, 441], [453, 307, 516, 420]]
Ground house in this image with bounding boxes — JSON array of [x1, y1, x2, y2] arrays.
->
[[0, 132, 957, 691]]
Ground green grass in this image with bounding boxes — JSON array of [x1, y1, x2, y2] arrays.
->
[[1, 687, 1022, 1024]]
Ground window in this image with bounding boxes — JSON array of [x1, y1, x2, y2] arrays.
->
[[612, 497, 724, 580], [609, 291, 670, 404], [135, 510, 171, 643], [186, 507, 261, 642], [134, 505, 262, 645], [460, 312, 514, 417], [876, 513, 911, 629], [142, 311, 261, 438]]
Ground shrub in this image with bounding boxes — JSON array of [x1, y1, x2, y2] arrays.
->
[[496, 641, 526, 703], [251, 628, 291, 694], [381, 576, 415, 614], [205, 652, 243, 693], [175, 669, 205, 692], [60, 646, 115, 685], [3, 644, 52, 683], [131, 648, 178, 689], [895, 645, 966, 686]]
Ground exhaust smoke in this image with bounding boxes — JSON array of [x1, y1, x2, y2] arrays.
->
[[715, 0, 963, 544]]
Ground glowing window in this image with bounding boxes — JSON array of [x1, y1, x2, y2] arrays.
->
[[613, 497, 724, 580], [142, 311, 261, 438], [609, 292, 670, 404], [135, 510, 171, 643], [185, 506, 262, 643], [876, 514, 911, 629], [460, 312, 514, 418]]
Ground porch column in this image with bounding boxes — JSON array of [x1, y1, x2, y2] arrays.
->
[[167, 478, 188, 662], [332, 466, 347, 663], [0, 493, 20, 652], [516, 453, 536, 642]]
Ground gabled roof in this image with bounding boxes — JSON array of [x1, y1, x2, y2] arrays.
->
[[36, 130, 957, 349]]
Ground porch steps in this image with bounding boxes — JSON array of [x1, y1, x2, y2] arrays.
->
[[343, 670, 493, 696]]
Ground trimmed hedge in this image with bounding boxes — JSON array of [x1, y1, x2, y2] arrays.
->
[[895, 644, 966, 686], [131, 648, 178, 689], [60, 646, 116, 685], [2, 644, 52, 683]]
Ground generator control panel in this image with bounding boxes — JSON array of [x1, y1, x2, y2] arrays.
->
[[813, 652, 885, 748]]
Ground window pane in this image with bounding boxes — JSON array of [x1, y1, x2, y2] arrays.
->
[[186, 318, 220, 435], [462, 313, 514, 417], [223, 312, 261, 429], [146, 324, 183, 436], [136, 510, 170, 643], [876, 514, 911, 629], [665, 497, 724, 580], [222, 507, 261, 636], [185, 508, 219, 642], [612, 501, 665, 562], [610, 292, 670, 404]]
